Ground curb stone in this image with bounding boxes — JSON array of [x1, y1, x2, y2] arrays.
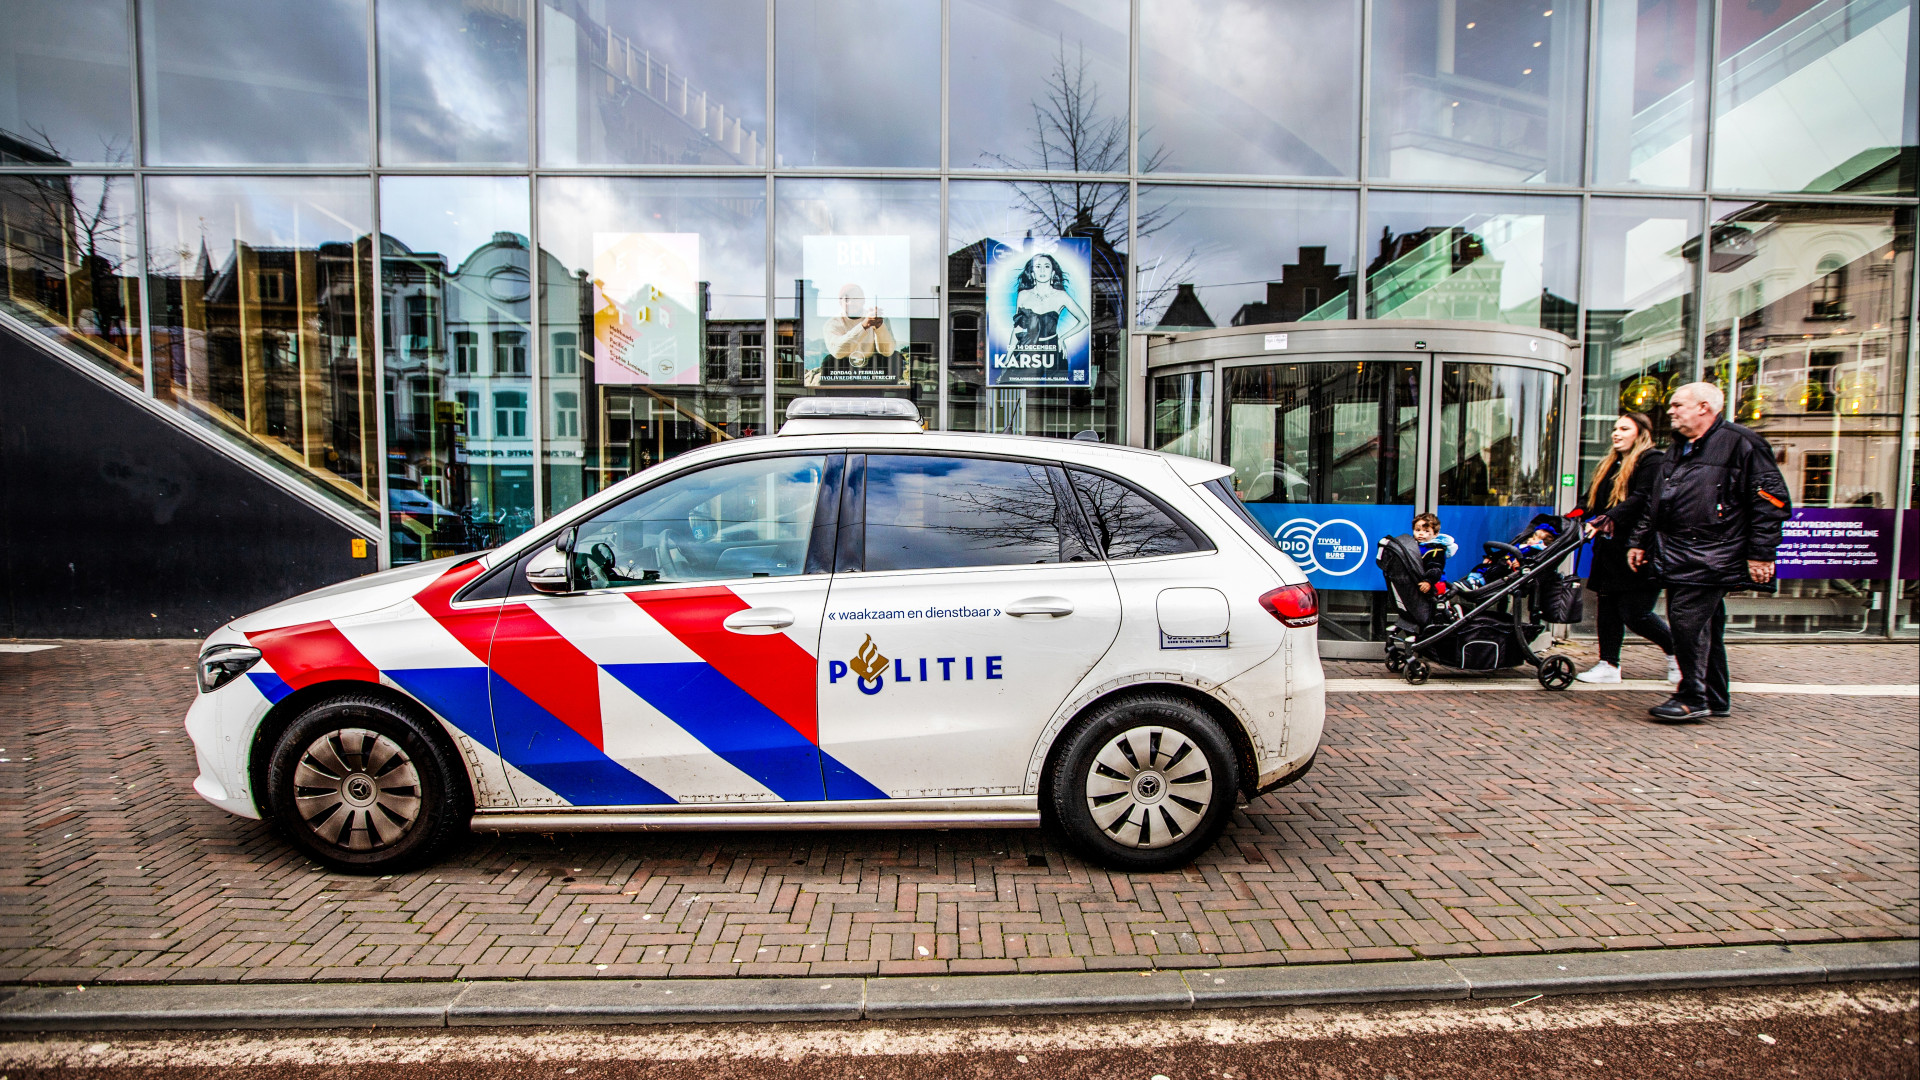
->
[[0, 940, 1911, 1033]]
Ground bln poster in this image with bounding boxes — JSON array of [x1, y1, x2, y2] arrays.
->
[[802, 235, 911, 388], [592, 232, 700, 385], [985, 237, 1093, 388]]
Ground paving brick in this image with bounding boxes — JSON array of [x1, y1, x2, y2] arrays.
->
[[0, 640, 1912, 983]]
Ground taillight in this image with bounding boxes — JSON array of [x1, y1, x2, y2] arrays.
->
[[1260, 583, 1318, 627]]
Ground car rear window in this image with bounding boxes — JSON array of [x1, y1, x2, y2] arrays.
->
[[1203, 477, 1281, 550], [1067, 469, 1207, 559]]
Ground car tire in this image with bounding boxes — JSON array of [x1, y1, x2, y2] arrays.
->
[[264, 693, 468, 874], [1046, 691, 1240, 872]]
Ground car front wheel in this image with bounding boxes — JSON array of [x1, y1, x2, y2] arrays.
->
[[1047, 691, 1240, 872], [264, 694, 467, 873]]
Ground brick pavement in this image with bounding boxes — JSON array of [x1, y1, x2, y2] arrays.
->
[[0, 639, 1913, 984]]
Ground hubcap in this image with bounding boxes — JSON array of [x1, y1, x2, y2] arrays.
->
[[1084, 725, 1213, 849], [293, 727, 422, 852]]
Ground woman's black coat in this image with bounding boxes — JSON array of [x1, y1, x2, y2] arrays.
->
[[1580, 448, 1664, 594]]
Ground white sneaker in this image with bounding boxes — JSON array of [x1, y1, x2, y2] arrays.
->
[[1666, 656, 1682, 683], [1576, 661, 1622, 684]]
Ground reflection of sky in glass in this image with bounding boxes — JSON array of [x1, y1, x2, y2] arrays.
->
[[1584, 198, 1698, 312], [141, 0, 369, 165], [776, 0, 940, 167], [144, 176, 368, 277], [538, 177, 767, 321], [1590, 0, 1707, 188], [1139, 0, 1359, 177], [0, 0, 134, 165], [379, 0, 528, 165], [948, 179, 1128, 252], [949, 0, 1129, 172], [380, 177, 529, 265], [775, 178, 940, 318], [1132, 186, 1356, 328], [539, 0, 766, 167]]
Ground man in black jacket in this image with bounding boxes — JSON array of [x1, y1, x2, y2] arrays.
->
[[1627, 382, 1793, 722]]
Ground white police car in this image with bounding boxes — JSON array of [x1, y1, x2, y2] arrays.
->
[[185, 398, 1325, 873]]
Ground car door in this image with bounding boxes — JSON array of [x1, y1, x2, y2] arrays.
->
[[482, 453, 841, 808], [815, 452, 1123, 799]]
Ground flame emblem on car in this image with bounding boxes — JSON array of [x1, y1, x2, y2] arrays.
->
[[849, 635, 889, 683]]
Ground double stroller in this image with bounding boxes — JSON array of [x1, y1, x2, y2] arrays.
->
[[1376, 512, 1588, 689]]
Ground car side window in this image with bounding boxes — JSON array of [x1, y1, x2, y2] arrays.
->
[[1068, 469, 1207, 559], [863, 454, 1086, 571], [569, 455, 826, 588]]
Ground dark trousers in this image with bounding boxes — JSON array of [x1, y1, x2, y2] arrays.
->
[[1595, 588, 1675, 665], [1666, 585, 1730, 711]]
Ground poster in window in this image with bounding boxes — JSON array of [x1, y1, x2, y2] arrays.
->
[[985, 237, 1092, 388], [592, 232, 700, 385], [802, 235, 911, 388]]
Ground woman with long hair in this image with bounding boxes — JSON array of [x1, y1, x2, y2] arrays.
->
[[1576, 412, 1681, 684]]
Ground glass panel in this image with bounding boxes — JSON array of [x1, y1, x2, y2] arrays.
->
[[1437, 363, 1562, 506], [379, 0, 528, 165], [1590, 0, 1709, 188], [1434, 362, 1563, 609], [1067, 469, 1203, 559], [1580, 197, 1701, 482], [1138, 0, 1360, 177], [774, 0, 939, 168], [949, 0, 1128, 172], [1900, 430, 1918, 635], [0, 174, 143, 383], [1704, 200, 1911, 633], [379, 176, 534, 564], [1369, 0, 1589, 185], [862, 454, 1070, 571], [571, 455, 823, 587], [1365, 190, 1579, 337], [539, 0, 766, 167], [1134, 185, 1357, 330], [537, 176, 768, 517], [144, 176, 377, 521], [947, 179, 1128, 441], [1712, 0, 1917, 196], [1225, 361, 1424, 642], [1151, 369, 1213, 459], [775, 178, 938, 422], [140, 0, 370, 165], [0, 0, 134, 166]]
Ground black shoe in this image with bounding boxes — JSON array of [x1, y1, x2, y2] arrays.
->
[[1648, 697, 1711, 722], [1709, 707, 1731, 718]]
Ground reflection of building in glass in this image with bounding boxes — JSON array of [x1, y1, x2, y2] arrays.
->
[[148, 235, 376, 510], [0, 163, 140, 375], [541, 0, 764, 166], [1230, 247, 1355, 325], [1367, 225, 1576, 335]]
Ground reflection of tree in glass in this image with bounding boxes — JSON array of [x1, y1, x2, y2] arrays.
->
[[980, 42, 1194, 320], [1069, 473, 1194, 558], [919, 463, 1073, 560]]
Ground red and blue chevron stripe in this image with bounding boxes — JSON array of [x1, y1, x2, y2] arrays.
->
[[243, 560, 885, 807]]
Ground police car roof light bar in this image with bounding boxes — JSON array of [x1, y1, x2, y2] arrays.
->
[[784, 397, 922, 421]]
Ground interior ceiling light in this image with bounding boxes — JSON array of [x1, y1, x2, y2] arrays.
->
[[1523, 67, 1534, 74], [1466, 20, 1476, 27], [1534, 40, 1543, 46], [1543, 7, 1553, 13]]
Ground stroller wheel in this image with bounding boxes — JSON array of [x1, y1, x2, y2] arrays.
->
[[1539, 654, 1576, 691], [1385, 655, 1406, 673], [1403, 658, 1430, 685]]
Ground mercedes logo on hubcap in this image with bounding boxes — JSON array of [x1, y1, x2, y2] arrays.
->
[[344, 776, 374, 804]]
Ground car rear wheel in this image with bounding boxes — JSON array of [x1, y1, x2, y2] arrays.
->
[[1047, 692, 1239, 872], [265, 694, 467, 873]]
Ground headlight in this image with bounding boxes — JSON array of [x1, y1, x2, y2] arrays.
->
[[197, 644, 262, 693]]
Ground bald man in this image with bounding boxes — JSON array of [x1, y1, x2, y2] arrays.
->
[[1626, 382, 1792, 722]]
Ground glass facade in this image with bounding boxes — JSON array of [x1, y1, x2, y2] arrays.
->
[[0, 0, 1913, 636]]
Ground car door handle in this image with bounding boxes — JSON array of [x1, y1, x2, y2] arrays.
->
[[722, 607, 795, 634], [1004, 596, 1074, 618]]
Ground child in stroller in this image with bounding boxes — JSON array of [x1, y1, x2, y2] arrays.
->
[[1457, 520, 1559, 591]]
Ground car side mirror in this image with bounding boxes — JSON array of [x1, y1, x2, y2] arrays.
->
[[526, 527, 576, 594]]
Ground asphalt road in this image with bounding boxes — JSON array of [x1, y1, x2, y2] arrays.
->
[[1, 981, 1913, 1079]]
